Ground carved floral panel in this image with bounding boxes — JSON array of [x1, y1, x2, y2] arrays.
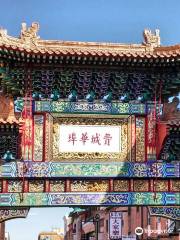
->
[[171, 180, 180, 192], [71, 180, 109, 192], [33, 115, 44, 161], [134, 180, 149, 192], [147, 109, 156, 160], [8, 180, 23, 192], [136, 117, 145, 162], [29, 180, 44, 192], [45, 114, 53, 161], [154, 180, 168, 192], [113, 180, 129, 192], [131, 116, 136, 162], [49, 180, 65, 192]]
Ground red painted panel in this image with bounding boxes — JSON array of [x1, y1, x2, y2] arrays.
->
[[156, 123, 167, 158]]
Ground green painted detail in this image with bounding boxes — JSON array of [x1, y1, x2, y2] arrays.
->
[[14, 98, 24, 112], [134, 192, 163, 205], [50, 163, 129, 177], [0, 67, 6, 74], [0, 192, 178, 207], [33, 101, 147, 114], [2, 151, 15, 161], [112, 103, 129, 113]]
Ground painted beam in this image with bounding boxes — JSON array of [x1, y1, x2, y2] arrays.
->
[[15, 99, 148, 115], [34, 101, 147, 114], [0, 161, 179, 178], [149, 207, 180, 221], [0, 192, 179, 207]]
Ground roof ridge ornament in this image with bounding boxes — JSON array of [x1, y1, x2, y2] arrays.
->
[[20, 22, 40, 46], [143, 29, 160, 48], [0, 28, 7, 38]]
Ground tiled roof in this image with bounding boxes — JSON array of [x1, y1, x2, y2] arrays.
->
[[0, 22, 180, 59], [0, 117, 21, 124], [168, 120, 180, 126]]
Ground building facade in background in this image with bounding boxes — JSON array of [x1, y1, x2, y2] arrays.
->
[[0, 223, 10, 240], [0, 223, 5, 240], [38, 228, 64, 240], [4, 233, 10, 240], [64, 207, 180, 240]]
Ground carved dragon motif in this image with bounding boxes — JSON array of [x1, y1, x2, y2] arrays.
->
[[20, 22, 40, 46], [143, 29, 160, 47]]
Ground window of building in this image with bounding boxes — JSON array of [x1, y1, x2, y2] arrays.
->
[[128, 208, 131, 235], [106, 220, 108, 233], [99, 219, 104, 233], [148, 214, 151, 225], [73, 224, 76, 234], [99, 219, 104, 227], [128, 207, 131, 216], [81, 234, 87, 240], [122, 218, 124, 227]]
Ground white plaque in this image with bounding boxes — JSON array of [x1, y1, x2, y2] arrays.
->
[[59, 125, 121, 153], [109, 212, 122, 239]]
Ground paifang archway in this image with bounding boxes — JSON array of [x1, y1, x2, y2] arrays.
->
[[0, 23, 179, 222]]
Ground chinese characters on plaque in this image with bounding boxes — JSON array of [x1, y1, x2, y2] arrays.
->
[[109, 212, 122, 239], [59, 125, 121, 153]]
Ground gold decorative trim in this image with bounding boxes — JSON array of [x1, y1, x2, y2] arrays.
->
[[136, 117, 145, 162], [33, 115, 44, 161], [45, 114, 53, 161], [52, 113, 129, 119]]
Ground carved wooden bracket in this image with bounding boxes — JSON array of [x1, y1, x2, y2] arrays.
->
[[0, 208, 29, 222]]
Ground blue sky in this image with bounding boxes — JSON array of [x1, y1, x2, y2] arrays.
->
[[1, 0, 180, 239], [6, 208, 72, 240], [0, 0, 180, 45]]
